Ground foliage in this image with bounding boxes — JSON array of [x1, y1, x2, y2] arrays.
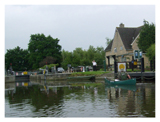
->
[[138, 20, 155, 52], [39, 63, 59, 71], [146, 44, 155, 61], [61, 45, 105, 70], [61, 50, 73, 70], [28, 33, 62, 69], [5, 46, 30, 71], [105, 37, 113, 47], [5, 34, 106, 71], [39, 56, 57, 67]]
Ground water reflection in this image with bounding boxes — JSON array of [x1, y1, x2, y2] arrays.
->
[[5, 82, 155, 117], [5, 85, 65, 117], [105, 83, 155, 117]]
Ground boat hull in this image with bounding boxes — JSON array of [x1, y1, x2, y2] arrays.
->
[[105, 78, 136, 85]]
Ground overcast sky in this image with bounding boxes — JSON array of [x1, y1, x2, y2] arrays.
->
[[4, 3, 155, 52]]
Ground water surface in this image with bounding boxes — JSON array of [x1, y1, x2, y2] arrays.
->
[[5, 82, 155, 117]]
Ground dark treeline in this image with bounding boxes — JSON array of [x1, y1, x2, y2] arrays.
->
[[5, 34, 62, 71], [5, 33, 105, 71]]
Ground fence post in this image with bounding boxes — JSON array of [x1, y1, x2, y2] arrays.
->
[[132, 56, 134, 71], [141, 57, 144, 72], [103, 60, 106, 72]]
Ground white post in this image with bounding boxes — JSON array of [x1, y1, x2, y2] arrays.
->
[[83, 66, 85, 72]]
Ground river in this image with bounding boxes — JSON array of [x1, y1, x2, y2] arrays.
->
[[5, 81, 155, 117]]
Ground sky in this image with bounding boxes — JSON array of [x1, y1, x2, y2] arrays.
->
[[1, 1, 160, 119], [3, 1, 156, 53], [5, 2, 155, 51]]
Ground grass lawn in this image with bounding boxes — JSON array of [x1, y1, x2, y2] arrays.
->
[[71, 71, 111, 76], [127, 69, 151, 72], [127, 69, 141, 72]]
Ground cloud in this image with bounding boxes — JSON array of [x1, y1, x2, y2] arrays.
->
[[5, 5, 155, 52]]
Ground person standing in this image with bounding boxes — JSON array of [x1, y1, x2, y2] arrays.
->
[[92, 60, 97, 71]]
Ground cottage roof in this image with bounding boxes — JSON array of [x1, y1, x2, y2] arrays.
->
[[105, 25, 143, 52], [105, 40, 113, 51], [117, 26, 142, 50]]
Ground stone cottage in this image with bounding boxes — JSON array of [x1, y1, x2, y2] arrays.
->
[[105, 23, 150, 70]]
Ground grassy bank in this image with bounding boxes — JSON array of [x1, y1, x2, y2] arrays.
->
[[71, 71, 111, 76], [127, 69, 151, 72]]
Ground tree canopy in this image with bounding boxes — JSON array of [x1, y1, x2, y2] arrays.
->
[[138, 20, 155, 53], [5, 34, 106, 71], [61, 46, 105, 70], [146, 44, 155, 61], [5, 46, 30, 71], [28, 34, 62, 69], [105, 37, 113, 47], [137, 20, 155, 62]]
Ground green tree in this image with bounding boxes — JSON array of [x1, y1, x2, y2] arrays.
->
[[39, 56, 57, 67], [94, 46, 105, 65], [146, 44, 155, 61], [72, 48, 84, 66], [105, 37, 113, 47], [87, 45, 96, 61], [28, 34, 62, 69], [138, 20, 155, 52], [61, 50, 73, 70], [61, 45, 105, 70], [5, 46, 30, 71]]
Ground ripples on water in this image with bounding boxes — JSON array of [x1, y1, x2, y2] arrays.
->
[[5, 82, 155, 117]]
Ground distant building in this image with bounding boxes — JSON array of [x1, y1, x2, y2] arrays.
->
[[105, 23, 150, 70]]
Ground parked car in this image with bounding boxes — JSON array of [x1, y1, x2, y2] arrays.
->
[[86, 66, 93, 71], [57, 67, 64, 73]]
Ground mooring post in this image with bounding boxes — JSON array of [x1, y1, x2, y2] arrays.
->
[[141, 58, 144, 82], [132, 56, 134, 71], [141, 72, 144, 82], [44, 70, 46, 85], [150, 60, 152, 71], [103, 60, 106, 72], [112, 55, 117, 79], [107, 56, 110, 71]]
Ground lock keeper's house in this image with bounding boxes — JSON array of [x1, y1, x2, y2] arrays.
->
[[105, 23, 150, 70]]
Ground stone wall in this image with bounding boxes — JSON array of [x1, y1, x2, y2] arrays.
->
[[5, 76, 15, 83], [5, 73, 72, 83]]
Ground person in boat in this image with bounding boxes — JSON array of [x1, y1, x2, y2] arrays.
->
[[117, 69, 131, 80]]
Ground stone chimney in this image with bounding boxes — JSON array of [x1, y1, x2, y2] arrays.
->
[[119, 23, 124, 28]]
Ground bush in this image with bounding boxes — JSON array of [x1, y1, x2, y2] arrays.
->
[[39, 63, 59, 71]]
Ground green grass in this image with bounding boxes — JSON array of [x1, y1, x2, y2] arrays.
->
[[127, 69, 141, 72], [71, 71, 111, 76], [127, 69, 151, 72]]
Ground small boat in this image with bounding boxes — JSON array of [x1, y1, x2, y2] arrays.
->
[[105, 78, 136, 85]]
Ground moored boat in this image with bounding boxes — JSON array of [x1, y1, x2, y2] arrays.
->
[[105, 78, 136, 85]]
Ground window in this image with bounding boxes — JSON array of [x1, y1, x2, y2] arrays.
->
[[121, 57, 126, 62], [120, 46, 123, 50], [114, 48, 117, 53]]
